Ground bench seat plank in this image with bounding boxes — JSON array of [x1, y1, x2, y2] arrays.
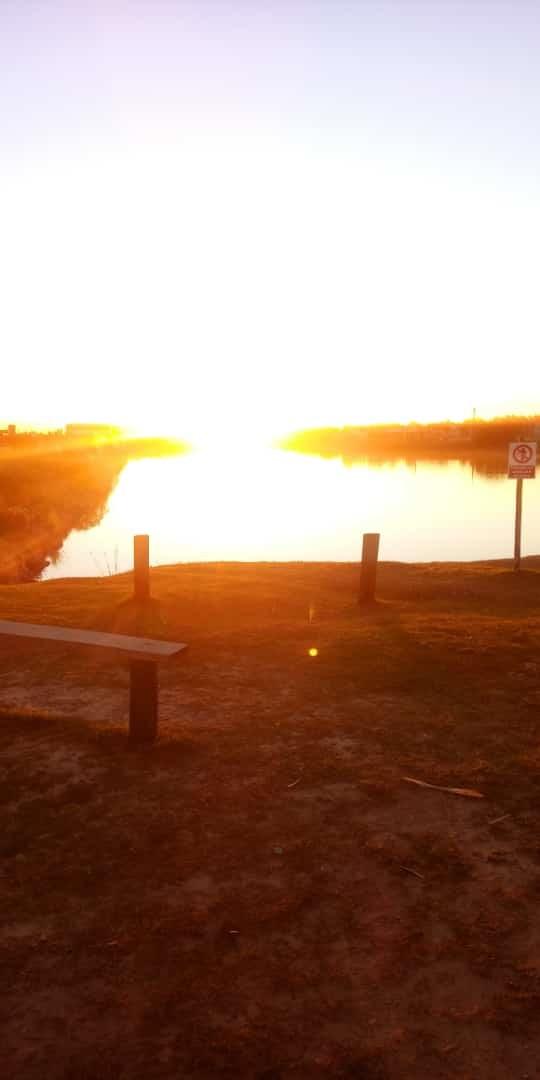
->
[[0, 620, 187, 661]]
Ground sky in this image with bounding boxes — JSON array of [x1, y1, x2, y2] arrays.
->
[[2, 1, 540, 443]]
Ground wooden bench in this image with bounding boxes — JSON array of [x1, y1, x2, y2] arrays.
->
[[0, 619, 187, 743]]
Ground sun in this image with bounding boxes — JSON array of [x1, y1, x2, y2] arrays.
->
[[128, 403, 283, 450], [187, 425, 274, 451]]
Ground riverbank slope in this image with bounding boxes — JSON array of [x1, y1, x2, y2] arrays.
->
[[2, 559, 540, 1078]]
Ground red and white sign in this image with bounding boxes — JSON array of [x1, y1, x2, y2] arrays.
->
[[508, 442, 537, 479]]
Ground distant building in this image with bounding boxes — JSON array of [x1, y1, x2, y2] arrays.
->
[[0, 424, 16, 437], [65, 423, 121, 440]]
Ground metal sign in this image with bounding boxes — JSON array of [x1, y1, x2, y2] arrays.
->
[[508, 442, 537, 479]]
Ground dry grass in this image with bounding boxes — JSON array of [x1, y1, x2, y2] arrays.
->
[[2, 559, 540, 1078]]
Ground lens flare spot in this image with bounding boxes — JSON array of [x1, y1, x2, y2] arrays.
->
[[308, 647, 319, 657]]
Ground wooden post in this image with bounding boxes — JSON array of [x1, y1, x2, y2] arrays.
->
[[129, 660, 158, 742], [359, 532, 380, 603], [133, 534, 150, 601], [514, 478, 523, 572]]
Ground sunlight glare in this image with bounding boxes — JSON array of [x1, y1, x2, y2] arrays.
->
[[5, 144, 540, 435]]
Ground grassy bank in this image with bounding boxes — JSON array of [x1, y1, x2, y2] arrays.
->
[[0, 437, 187, 582], [2, 559, 540, 1078]]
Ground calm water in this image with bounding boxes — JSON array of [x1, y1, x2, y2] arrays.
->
[[42, 447, 540, 578]]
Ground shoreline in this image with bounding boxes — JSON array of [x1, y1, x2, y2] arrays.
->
[[36, 552, 540, 590]]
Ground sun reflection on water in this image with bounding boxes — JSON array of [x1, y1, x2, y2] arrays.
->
[[41, 445, 539, 579]]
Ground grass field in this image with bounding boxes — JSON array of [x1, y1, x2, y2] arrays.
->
[[2, 559, 540, 1078]]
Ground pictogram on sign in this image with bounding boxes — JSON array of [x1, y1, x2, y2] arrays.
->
[[508, 442, 537, 479]]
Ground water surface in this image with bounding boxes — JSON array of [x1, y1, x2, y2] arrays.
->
[[42, 448, 540, 578]]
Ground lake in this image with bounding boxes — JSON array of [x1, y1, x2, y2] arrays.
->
[[41, 446, 540, 578]]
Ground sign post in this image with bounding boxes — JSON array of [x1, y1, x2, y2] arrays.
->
[[508, 442, 537, 571], [514, 478, 523, 571]]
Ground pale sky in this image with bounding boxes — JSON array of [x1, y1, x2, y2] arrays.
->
[[2, 1, 540, 442]]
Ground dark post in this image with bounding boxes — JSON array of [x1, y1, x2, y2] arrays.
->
[[514, 478, 523, 572], [129, 660, 158, 742], [133, 534, 150, 601], [359, 532, 380, 603]]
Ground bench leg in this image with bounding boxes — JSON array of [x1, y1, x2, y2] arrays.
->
[[129, 660, 158, 743]]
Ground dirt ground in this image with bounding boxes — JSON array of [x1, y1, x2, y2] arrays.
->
[[2, 559, 540, 1079]]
